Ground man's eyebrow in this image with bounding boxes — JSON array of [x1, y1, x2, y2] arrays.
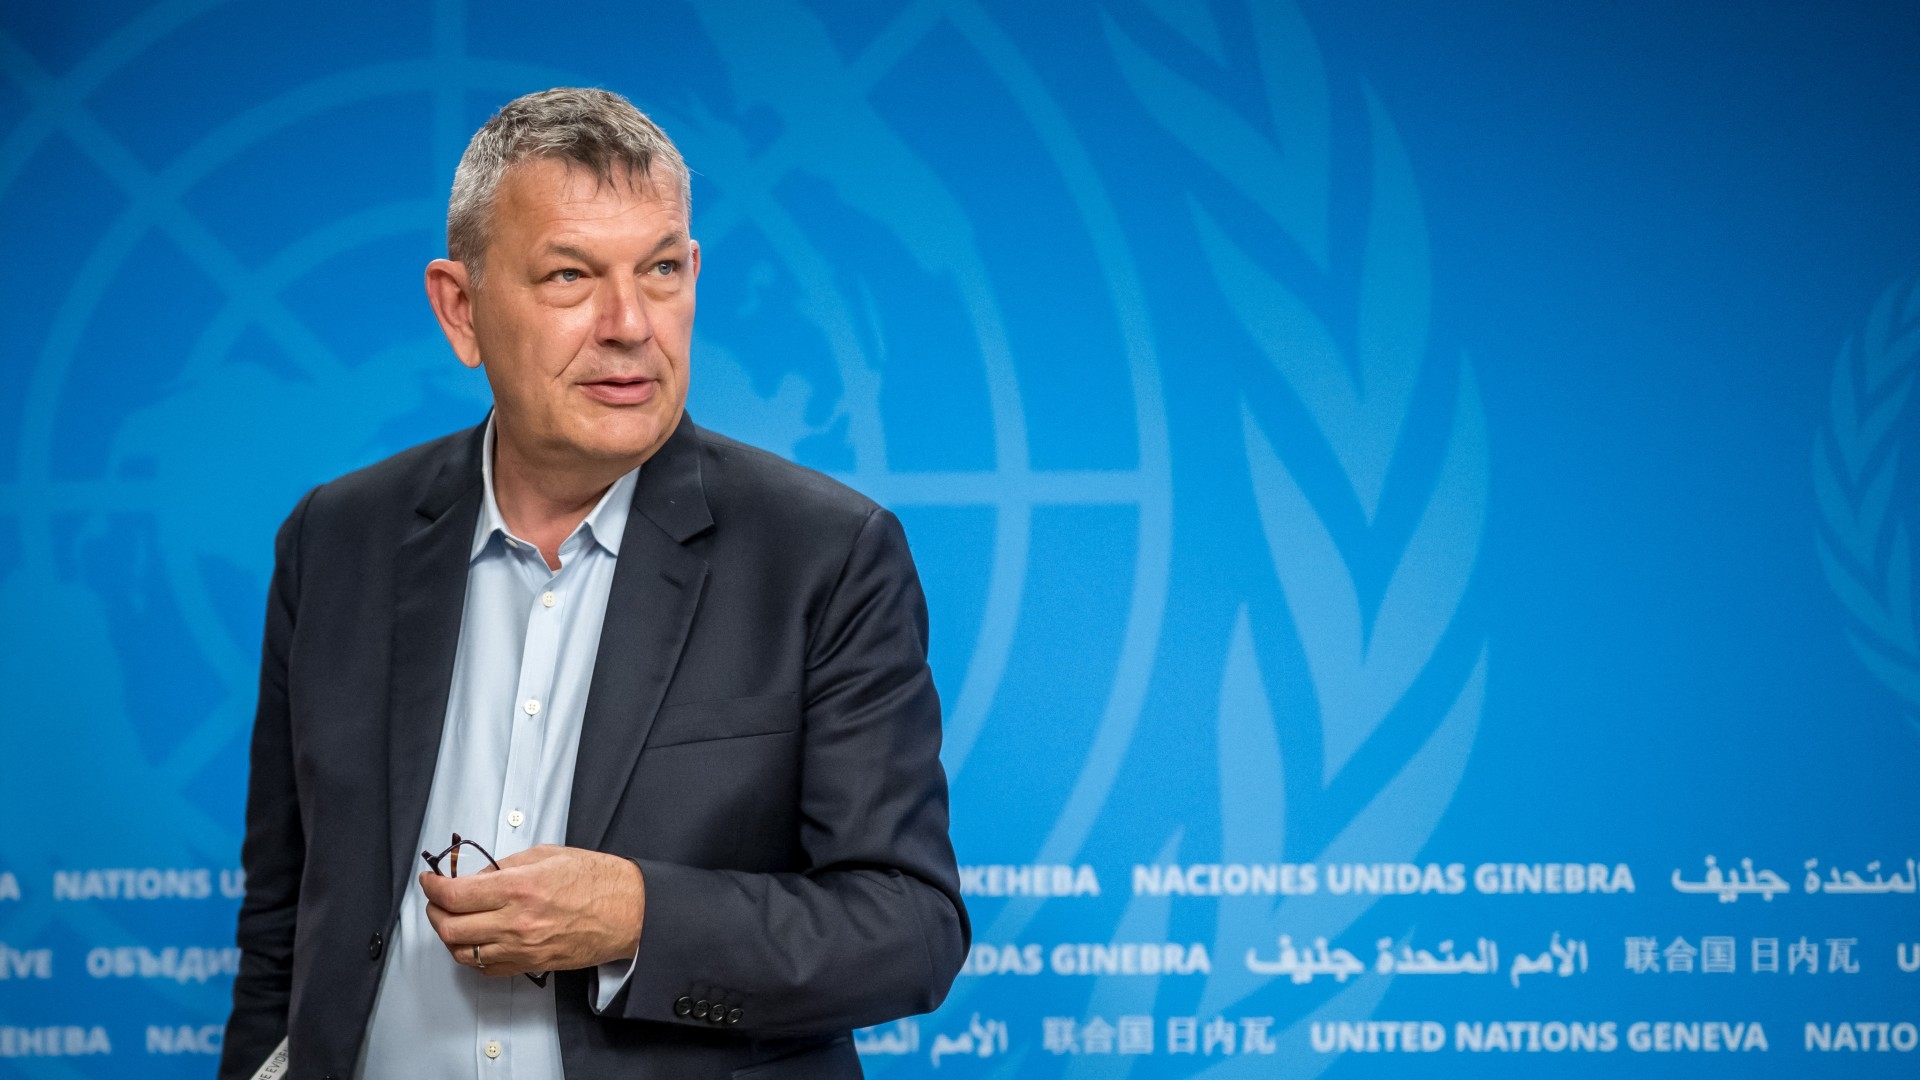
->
[[540, 234, 687, 264]]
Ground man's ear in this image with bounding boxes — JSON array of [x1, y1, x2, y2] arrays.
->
[[425, 259, 483, 370]]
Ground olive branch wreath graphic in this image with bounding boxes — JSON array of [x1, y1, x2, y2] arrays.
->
[[1084, 1, 1490, 1073], [1814, 278, 1920, 737]]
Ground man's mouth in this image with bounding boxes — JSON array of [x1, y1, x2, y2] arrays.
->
[[580, 376, 656, 406]]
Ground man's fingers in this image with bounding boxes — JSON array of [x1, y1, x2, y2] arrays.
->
[[434, 926, 548, 978], [427, 913, 541, 974], [474, 957, 538, 978], [425, 902, 518, 948], [419, 869, 514, 913]]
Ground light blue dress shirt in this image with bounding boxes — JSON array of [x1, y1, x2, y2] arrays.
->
[[357, 418, 641, 1079]]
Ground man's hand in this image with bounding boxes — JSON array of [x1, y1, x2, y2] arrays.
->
[[421, 845, 645, 977]]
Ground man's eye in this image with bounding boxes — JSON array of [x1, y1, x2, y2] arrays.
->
[[555, 269, 581, 283], [652, 261, 676, 276]]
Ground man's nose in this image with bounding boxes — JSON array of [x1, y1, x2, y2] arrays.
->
[[595, 272, 652, 346]]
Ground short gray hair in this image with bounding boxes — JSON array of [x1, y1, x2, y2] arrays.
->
[[447, 87, 691, 282]]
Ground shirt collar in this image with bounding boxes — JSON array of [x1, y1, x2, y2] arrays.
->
[[472, 415, 640, 562]]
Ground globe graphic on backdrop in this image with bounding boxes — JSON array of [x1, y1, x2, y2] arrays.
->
[[1, 0, 1172, 1050]]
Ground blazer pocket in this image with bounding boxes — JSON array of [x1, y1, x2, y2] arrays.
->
[[646, 691, 800, 749]]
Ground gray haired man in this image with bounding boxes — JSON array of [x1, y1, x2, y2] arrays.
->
[[220, 87, 967, 1079]]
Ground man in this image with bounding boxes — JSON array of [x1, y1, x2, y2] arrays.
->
[[219, 87, 968, 1080]]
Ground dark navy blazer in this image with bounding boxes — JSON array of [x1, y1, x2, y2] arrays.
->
[[219, 413, 969, 1079]]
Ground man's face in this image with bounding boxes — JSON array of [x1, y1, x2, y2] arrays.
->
[[446, 156, 699, 471]]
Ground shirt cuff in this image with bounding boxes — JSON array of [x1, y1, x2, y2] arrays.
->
[[591, 947, 641, 1014]]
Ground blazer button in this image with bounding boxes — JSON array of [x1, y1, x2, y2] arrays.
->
[[367, 933, 383, 961], [692, 999, 711, 1020], [727, 1007, 743, 1025], [707, 1004, 727, 1025], [673, 995, 693, 1018]]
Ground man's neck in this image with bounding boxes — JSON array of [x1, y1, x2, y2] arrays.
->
[[491, 427, 639, 571]]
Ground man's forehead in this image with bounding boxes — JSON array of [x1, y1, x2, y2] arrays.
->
[[498, 156, 686, 221]]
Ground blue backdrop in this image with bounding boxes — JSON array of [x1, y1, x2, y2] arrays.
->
[[2, 1, 1918, 1076]]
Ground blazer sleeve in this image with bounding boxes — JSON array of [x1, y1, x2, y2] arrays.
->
[[218, 489, 315, 1080], [616, 506, 971, 1033]]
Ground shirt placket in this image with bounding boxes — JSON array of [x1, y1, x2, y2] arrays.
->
[[500, 545, 569, 860], [479, 538, 572, 1075]]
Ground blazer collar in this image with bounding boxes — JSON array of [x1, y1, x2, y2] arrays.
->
[[387, 421, 488, 909], [566, 410, 714, 850], [629, 410, 714, 544], [417, 419, 485, 519]]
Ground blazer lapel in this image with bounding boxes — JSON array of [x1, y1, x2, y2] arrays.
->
[[567, 415, 714, 851], [386, 426, 485, 908]]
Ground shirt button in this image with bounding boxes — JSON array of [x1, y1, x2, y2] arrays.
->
[[484, 1040, 501, 1059], [508, 810, 524, 828], [542, 591, 557, 608], [523, 699, 541, 716]]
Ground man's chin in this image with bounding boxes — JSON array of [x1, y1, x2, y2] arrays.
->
[[568, 411, 679, 464]]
